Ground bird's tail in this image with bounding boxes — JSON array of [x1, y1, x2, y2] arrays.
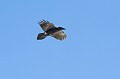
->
[[37, 33, 48, 40]]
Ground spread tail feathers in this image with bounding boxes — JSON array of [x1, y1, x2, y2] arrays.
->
[[37, 33, 48, 40]]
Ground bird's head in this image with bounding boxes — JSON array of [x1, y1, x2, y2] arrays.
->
[[57, 27, 66, 30]]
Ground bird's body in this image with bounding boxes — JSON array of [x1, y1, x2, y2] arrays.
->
[[37, 20, 67, 40]]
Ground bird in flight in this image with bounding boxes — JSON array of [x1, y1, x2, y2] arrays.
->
[[37, 20, 67, 41]]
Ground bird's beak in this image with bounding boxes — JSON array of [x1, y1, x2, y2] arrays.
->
[[63, 28, 66, 30]]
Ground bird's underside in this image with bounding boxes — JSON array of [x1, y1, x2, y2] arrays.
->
[[37, 20, 67, 41]]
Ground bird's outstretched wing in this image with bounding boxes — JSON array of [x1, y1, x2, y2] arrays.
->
[[51, 31, 67, 40], [38, 20, 55, 32]]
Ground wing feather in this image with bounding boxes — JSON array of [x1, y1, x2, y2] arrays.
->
[[38, 20, 55, 32], [51, 31, 67, 40]]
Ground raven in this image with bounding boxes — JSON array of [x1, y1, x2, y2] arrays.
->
[[37, 20, 67, 40]]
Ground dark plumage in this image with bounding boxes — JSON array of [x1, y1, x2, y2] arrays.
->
[[37, 20, 67, 40]]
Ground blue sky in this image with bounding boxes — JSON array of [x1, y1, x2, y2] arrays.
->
[[0, 0, 120, 79]]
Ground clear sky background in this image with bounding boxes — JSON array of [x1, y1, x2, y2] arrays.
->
[[0, 0, 120, 79]]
